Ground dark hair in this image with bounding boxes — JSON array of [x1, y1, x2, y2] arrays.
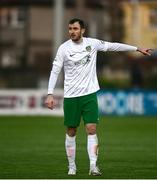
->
[[69, 18, 85, 29]]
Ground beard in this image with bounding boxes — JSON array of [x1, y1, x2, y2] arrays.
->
[[70, 32, 82, 42]]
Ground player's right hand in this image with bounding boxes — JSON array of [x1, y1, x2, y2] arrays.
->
[[45, 94, 54, 110]]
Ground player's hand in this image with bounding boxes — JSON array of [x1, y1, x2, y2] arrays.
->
[[137, 48, 153, 56], [45, 94, 55, 110]]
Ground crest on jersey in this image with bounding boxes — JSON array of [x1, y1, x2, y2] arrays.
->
[[86, 46, 91, 52]]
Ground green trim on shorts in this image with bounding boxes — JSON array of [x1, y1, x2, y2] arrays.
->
[[63, 92, 99, 127]]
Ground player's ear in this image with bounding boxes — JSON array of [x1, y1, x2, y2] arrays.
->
[[81, 28, 85, 35]]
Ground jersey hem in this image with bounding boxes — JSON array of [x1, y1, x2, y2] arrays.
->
[[63, 88, 100, 98]]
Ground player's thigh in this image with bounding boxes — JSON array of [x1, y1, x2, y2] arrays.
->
[[81, 93, 99, 124], [64, 97, 81, 127]]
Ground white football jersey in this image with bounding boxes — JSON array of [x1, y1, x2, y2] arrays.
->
[[48, 37, 137, 98]]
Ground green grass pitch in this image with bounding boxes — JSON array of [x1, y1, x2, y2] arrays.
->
[[0, 115, 157, 179]]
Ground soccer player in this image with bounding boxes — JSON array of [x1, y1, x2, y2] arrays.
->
[[45, 18, 152, 176]]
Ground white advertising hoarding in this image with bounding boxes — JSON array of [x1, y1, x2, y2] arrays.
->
[[0, 89, 64, 116]]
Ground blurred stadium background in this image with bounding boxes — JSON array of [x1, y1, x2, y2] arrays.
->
[[0, 0, 157, 178]]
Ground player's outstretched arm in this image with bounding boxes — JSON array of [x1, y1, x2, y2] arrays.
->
[[137, 48, 153, 56]]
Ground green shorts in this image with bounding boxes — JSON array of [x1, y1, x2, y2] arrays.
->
[[64, 92, 99, 127]]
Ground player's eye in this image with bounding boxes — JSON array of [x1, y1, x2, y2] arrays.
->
[[73, 27, 78, 30]]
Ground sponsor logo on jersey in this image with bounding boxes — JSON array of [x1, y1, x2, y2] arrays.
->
[[74, 55, 91, 66]]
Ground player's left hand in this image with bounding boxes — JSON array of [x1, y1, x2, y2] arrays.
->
[[137, 48, 153, 56]]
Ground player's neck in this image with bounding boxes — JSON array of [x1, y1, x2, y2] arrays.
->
[[72, 37, 83, 44]]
